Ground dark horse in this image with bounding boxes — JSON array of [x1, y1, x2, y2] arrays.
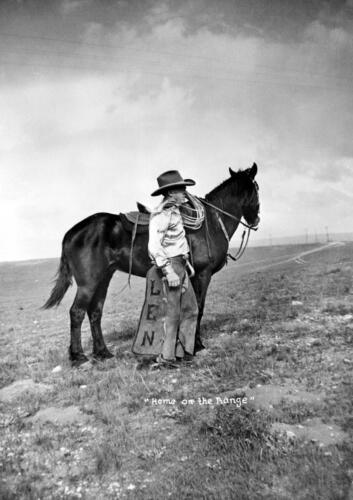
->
[[43, 163, 260, 366]]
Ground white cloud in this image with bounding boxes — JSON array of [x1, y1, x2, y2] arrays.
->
[[61, 0, 92, 16], [0, 72, 198, 260], [1, 14, 353, 260]]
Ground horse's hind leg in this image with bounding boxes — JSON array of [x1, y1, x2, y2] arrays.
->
[[87, 273, 114, 360], [69, 286, 95, 366]]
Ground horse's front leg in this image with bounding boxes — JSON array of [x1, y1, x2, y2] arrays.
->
[[191, 269, 212, 353]]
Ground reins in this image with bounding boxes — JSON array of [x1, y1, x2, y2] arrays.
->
[[229, 228, 251, 261], [216, 213, 251, 261], [200, 198, 258, 262], [199, 198, 258, 231]]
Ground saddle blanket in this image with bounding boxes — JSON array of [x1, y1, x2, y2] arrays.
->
[[131, 265, 167, 357]]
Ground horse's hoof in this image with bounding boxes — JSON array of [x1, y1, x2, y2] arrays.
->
[[70, 354, 89, 367], [93, 349, 114, 360]]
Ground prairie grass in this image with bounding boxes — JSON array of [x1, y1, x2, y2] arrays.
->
[[1, 244, 353, 498]]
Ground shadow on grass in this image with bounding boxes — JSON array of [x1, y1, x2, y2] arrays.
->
[[105, 322, 136, 343]]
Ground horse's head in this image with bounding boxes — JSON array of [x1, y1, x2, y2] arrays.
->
[[229, 163, 260, 228]]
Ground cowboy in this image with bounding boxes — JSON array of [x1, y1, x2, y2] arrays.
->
[[148, 170, 199, 368]]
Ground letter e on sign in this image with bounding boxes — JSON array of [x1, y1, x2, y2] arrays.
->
[[146, 304, 158, 321]]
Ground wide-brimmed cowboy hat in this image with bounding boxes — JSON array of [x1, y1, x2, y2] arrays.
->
[[151, 170, 196, 196]]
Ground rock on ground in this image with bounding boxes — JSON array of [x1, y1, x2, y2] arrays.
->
[[0, 379, 53, 403], [30, 406, 88, 425], [271, 418, 348, 447], [246, 384, 324, 411]]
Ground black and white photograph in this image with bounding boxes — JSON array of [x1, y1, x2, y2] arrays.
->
[[0, 0, 352, 498]]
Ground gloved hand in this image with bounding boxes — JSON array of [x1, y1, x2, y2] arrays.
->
[[166, 270, 180, 287]]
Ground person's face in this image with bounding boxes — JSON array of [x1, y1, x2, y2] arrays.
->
[[167, 188, 187, 205]]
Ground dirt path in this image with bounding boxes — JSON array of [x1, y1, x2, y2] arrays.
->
[[239, 241, 345, 274]]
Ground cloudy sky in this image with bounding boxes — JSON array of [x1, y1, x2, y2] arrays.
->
[[0, 0, 352, 261]]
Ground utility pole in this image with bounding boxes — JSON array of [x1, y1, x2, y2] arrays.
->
[[305, 228, 308, 244], [325, 226, 330, 243]]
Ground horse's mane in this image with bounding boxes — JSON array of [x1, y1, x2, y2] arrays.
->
[[205, 169, 252, 201]]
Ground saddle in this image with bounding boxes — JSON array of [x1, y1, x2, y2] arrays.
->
[[119, 194, 205, 234], [120, 210, 150, 234]]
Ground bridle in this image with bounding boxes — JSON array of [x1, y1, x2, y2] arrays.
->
[[199, 178, 259, 262], [200, 198, 259, 231]]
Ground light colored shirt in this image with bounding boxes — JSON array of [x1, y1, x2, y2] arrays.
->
[[148, 200, 189, 268]]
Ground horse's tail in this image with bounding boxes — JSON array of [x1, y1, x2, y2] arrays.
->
[[42, 245, 73, 309]]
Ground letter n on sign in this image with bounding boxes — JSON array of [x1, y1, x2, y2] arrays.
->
[[141, 331, 155, 346]]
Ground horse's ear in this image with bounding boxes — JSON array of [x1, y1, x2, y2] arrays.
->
[[248, 163, 258, 179], [229, 167, 235, 176]]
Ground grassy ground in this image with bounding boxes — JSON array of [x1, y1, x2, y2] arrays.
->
[[0, 243, 352, 499]]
